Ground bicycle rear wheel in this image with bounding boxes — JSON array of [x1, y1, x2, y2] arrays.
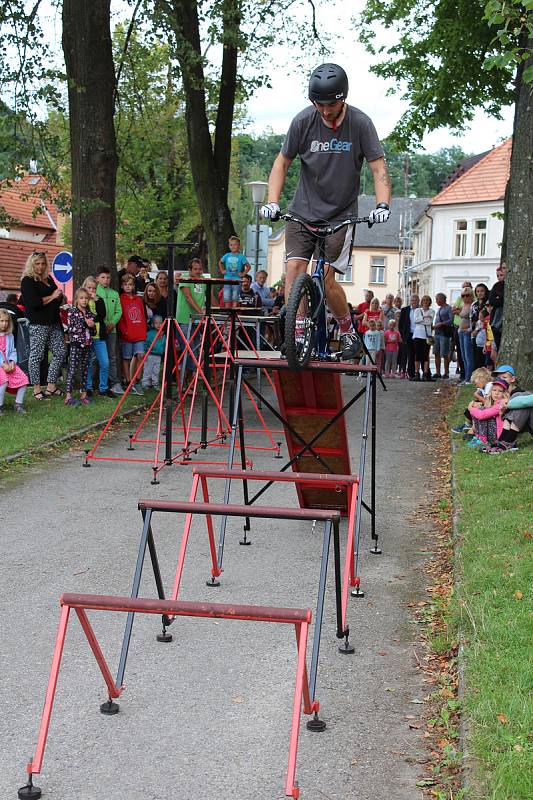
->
[[284, 273, 318, 369]]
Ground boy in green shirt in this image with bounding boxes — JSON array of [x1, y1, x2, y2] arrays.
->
[[96, 266, 123, 394]]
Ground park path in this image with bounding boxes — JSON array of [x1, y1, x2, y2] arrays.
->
[[0, 374, 444, 800]]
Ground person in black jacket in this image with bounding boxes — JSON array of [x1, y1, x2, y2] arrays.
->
[[20, 252, 67, 400], [488, 261, 506, 352], [398, 294, 419, 380]]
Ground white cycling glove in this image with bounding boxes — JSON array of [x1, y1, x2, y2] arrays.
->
[[260, 201, 280, 221], [368, 203, 390, 224]]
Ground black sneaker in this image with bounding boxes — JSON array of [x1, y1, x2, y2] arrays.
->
[[86, 389, 94, 397], [98, 390, 115, 398], [339, 331, 362, 360]]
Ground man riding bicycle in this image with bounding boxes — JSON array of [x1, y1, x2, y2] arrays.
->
[[261, 63, 392, 360]]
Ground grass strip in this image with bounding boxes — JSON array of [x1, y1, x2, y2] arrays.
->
[[450, 388, 533, 800], [0, 389, 157, 460]]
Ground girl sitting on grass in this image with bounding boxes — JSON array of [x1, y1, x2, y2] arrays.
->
[[467, 378, 509, 449], [0, 308, 29, 415]]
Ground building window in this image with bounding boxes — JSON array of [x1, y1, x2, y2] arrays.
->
[[370, 256, 386, 284], [454, 220, 467, 257], [336, 264, 352, 282], [474, 219, 487, 257]]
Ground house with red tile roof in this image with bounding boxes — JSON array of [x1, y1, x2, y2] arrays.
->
[[0, 174, 66, 297], [408, 138, 511, 304]]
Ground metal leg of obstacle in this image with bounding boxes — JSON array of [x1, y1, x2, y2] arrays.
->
[[112, 507, 172, 702], [350, 371, 372, 597], [369, 370, 381, 554]]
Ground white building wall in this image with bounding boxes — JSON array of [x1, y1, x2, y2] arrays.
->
[[410, 200, 503, 303]]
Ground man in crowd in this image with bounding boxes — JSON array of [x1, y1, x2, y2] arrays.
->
[[251, 270, 275, 309], [118, 255, 147, 294], [239, 274, 262, 309], [355, 289, 374, 333], [433, 292, 453, 379], [399, 294, 419, 380]]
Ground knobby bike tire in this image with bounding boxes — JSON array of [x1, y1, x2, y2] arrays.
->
[[285, 273, 318, 369]]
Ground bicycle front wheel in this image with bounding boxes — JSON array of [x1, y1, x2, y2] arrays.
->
[[284, 273, 318, 370]]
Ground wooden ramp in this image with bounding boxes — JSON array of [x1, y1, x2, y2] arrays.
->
[[273, 368, 351, 512]]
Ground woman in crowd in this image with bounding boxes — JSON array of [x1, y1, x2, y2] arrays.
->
[[457, 286, 474, 384], [362, 297, 384, 330], [412, 294, 435, 381], [20, 252, 66, 400], [143, 281, 167, 324], [470, 283, 490, 370]]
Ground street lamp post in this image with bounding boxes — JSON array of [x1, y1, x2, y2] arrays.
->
[[246, 181, 268, 276]]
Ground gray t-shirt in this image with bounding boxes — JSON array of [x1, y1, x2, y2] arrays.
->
[[281, 104, 384, 223]]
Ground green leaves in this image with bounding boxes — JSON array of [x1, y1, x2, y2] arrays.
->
[[355, 0, 516, 148]]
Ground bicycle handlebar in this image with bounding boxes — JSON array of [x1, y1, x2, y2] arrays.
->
[[279, 212, 373, 233]]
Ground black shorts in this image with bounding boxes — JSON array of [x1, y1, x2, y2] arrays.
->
[[413, 337, 430, 361], [284, 220, 354, 274]]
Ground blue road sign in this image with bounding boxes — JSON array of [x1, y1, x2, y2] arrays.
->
[[52, 251, 73, 284]]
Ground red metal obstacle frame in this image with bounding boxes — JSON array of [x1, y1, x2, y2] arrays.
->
[[169, 467, 361, 633], [84, 310, 281, 479], [18, 594, 315, 800], [110, 493, 345, 738]]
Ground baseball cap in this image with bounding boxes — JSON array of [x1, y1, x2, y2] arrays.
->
[[492, 378, 509, 391], [492, 365, 515, 377]]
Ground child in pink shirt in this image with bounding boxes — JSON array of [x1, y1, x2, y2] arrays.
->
[[383, 319, 402, 377], [467, 379, 509, 447]]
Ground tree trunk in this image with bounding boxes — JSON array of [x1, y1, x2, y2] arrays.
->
[[166, 0, 235, 275], [62, 0, 118, 288], [499, 35, 533, 386]]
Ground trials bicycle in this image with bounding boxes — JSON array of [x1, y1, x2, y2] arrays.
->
[[281, 213, 371, 370]]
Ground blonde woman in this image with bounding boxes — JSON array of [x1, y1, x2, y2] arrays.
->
[[20, 252, 66, 400]]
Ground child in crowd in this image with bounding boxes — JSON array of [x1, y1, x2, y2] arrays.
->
[[95, 266, 123, 396], [219, 236, 251, 309], [452, 366, 492, 435], [117, 273, 147, 395], [83, 276, 112, 398], [363, 319, 381, 366], [485, 364, 530, 453], [383, 318, 402, 377], [376, 319, 385, 373], [467, 378, 509, 448], [65, 288, 95, 406], [473, 307, 494, 367], [142, 315, 166, 390], [0, 308, 29, 414]]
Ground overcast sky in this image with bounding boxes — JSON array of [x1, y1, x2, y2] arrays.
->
[[36, 0, 513, 156]]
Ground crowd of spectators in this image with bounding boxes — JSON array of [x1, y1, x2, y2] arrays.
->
[[1, 240, 287, 412]]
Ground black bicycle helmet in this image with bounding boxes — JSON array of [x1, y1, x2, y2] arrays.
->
[[308, 63, 348, 103]]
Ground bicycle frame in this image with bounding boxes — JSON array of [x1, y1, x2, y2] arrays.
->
[[310, 252, 329, 358]]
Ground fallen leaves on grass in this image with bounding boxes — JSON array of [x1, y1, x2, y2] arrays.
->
[[496, 713, 509, 725]]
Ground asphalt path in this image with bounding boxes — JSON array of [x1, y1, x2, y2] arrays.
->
[[1, 372, 443, 800]]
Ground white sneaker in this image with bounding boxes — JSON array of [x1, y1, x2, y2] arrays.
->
[[111, 383, 125, 395], [131, 384, 144, 396]]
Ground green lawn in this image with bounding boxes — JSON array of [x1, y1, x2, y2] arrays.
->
[[450, 389, 533, 800], [0, 389, 156, 460]]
